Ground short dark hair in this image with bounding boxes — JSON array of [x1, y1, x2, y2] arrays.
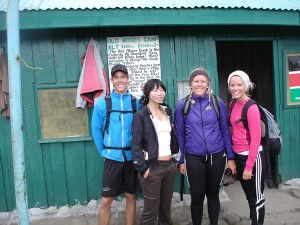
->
[[111, 64, 128, 76], [140, 79, 166, 105]]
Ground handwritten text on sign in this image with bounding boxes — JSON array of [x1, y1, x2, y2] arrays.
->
[[107, 35, 161, 97]]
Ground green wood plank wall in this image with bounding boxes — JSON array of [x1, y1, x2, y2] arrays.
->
[[41, 144, 55, 207], [23, 31, 102, 208], [276, 39, 300, 181], [85, 141, 102, 200], [158, 27, 177, 109], [0, 116, 15, 211], [21, 36, 48, 208], [64, 142, 88, 205], [32, 33, 56, 84], [0, 36, 16, 212], [48, 143, 69, 206]]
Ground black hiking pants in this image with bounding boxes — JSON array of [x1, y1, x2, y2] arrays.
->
[[185, 150, 226, 225], [235, 150, 266, 225]]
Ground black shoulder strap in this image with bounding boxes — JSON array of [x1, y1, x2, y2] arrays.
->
[[242, 99, 257, 131], [104, 95, 112, 134], [131, 94, 137, 113], [229, 99, 236, 115], [211, 94, 220, 122], [228, 99, 236, 129], [104, 94, 136, 134], [182, 95, 190, 120], [182, 94, 220, 122]]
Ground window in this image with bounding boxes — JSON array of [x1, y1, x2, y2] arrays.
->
[[37, 87, 89, 139], [177, 81, 190, 100]]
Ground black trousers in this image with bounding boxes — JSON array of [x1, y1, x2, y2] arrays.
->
[[235, 150, 266, 225], [139, 160, 177, 225], [185, 151, 226, 225]]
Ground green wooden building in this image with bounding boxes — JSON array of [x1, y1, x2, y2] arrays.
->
[[0, 0, 300, 212]]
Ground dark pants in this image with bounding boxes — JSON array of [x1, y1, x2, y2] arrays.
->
[[185, 151, 226, 225], [235, 151, 266, 225], [139, 160, 177, 225]]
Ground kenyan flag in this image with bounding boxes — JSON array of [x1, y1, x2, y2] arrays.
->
[[289, 71, 300, 103]]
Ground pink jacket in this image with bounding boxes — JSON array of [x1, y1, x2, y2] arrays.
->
[[230, 98, 261, 172]]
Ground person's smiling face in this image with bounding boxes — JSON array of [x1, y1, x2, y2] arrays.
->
[[148, 85, 166, 104], [229, 75, 247, 101], [111, 71, 129, 94], [190, 74, 208, 97]]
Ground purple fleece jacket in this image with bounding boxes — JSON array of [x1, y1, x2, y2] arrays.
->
[[174, 93, 234, 164]]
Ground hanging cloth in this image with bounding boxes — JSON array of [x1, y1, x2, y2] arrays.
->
[[76, 38, 109, 108], [0, 47, 10, 118]]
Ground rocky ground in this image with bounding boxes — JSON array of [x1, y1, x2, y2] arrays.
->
[[1, 178, 300, 225]]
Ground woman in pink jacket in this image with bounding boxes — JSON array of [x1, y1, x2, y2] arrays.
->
[[228, 70, 266, 225]]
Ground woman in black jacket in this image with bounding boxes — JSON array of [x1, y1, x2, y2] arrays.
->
[[131, 79, 179, 225]]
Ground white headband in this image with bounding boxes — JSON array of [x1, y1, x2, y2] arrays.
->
[[227, 70, 251, 91]]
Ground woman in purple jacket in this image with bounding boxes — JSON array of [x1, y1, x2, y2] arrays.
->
[[174, 68, 236, 225]]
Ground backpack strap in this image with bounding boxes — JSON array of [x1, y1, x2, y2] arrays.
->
[[211, 94, 220, 122], [104, 95, 112, 134], [131, 95, 137, 113], [103, 145, 131, 151], [241, 99, 258, 131], [182, 94, 220, 121], [104, 94, 137, 134], [265, 148, 274, 188], [103, 94, 137, 161], [229, 99, 236, 115], [228, 99, 236, 133], [182, 95, 190, 120]]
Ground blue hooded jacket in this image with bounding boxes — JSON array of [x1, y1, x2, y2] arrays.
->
[[174, 93, 234, 164], [92, 90, 139, 162]]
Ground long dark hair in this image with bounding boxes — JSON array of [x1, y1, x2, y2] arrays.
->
[[140, 79, 166, 106]]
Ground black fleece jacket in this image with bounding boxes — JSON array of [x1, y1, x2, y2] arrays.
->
[[131, 104, 177, 176]]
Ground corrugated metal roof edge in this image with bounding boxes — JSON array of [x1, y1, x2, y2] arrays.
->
[[1, 5, 299, 12]]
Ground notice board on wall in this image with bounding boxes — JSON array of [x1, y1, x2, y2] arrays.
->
[[107, 35, 161, 97]]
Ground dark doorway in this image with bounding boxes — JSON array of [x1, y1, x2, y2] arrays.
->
[[216, 41, 277, 185], [216, 41, 274, 112]]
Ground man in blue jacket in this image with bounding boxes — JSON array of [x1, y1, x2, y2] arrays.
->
[[92, 64, 139, 225]]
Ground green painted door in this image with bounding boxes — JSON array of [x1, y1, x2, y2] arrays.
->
[[273, 39, 300, 181]]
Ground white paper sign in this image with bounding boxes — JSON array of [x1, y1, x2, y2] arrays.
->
[[107, 35, 161, 97]]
